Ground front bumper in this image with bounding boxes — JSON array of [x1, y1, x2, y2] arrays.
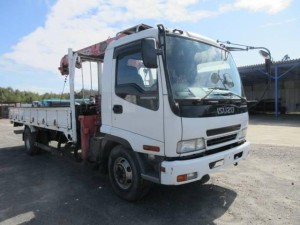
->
[[160, 141, 250, 185]]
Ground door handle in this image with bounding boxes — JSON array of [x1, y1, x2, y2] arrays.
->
[[113, 105, 123, 114]]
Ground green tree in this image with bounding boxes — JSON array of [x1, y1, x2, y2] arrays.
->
[[0, 87, 70, 103]]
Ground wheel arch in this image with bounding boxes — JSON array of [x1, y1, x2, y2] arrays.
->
[[23, 125, 38, 141], [100, 134, 140, 173], [99, 134, 151, 178]]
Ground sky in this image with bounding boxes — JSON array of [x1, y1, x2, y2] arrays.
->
[[0, 0, 299, 94]]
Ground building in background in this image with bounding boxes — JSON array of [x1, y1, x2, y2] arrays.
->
[[239, 58, 300, 115]]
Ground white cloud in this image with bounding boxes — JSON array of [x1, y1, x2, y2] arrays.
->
[[2, 0, 294, 76], [234, 0, 293, 14], [261, 17, 298, 28], [2, 0, 219, 74]]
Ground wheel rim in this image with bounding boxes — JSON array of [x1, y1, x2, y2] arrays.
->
[[113, 157, 133, 190]]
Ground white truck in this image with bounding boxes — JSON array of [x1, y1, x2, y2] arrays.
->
[[10, 24, 250, 201]]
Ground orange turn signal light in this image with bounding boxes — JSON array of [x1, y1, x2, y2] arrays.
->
[[143, 145, 160, 152], [177, 172, 198, 182], [177, 174, 188, 182]]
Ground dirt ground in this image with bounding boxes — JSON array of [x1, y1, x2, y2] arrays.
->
[[0, 115, 299, 225], [211, 114, 300, 225]]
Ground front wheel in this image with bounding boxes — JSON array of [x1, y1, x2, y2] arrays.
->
[[108, 145, 150, 201]]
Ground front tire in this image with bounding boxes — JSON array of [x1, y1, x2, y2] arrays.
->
[[108, 145, 150, 201]]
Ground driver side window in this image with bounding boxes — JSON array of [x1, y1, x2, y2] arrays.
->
[[115, 45, 159, 111]]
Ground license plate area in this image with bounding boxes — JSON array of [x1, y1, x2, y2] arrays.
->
[[209, 159, 224, 169]]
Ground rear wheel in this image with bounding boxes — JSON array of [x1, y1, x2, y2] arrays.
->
[[24, 127, 39, 155], [108, 145, 150, 201]]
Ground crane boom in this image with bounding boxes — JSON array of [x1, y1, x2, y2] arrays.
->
[[58, 24, 152, 75]]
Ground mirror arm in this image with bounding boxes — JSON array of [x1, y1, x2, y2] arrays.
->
[[219, 40, 272, 60], [248, 46, 272, 60]]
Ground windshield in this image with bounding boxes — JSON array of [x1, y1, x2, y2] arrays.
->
[[165, 35, 244, 100]]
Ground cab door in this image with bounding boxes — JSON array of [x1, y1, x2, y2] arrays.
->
[[110, 41, 164, 155]]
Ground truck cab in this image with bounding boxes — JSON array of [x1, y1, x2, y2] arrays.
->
[[97, 25, 249, 199]]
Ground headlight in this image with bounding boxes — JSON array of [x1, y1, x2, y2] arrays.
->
[[239, 128, 247, 139], [177, 138, 205, 154]]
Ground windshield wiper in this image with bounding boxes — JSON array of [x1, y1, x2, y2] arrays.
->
[[226, 91, 247, 102], [202, 87, 228, 100], [212, 90, 247, 103], [190, 87, 227, 104], [192, 87, 246, 105]]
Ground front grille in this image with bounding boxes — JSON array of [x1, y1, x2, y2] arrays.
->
[[207, 134, 237, 146], [207, 124, 241, 136]]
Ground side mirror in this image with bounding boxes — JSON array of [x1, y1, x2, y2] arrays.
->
[[259, 49, 272, 75], [211, 73, 220, 84], [142, 38, 158, 68], [223, 73, 234, 88]]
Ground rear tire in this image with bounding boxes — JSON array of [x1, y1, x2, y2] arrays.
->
[[108, 145, 150, 201], [24, 128, 39, 155]]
